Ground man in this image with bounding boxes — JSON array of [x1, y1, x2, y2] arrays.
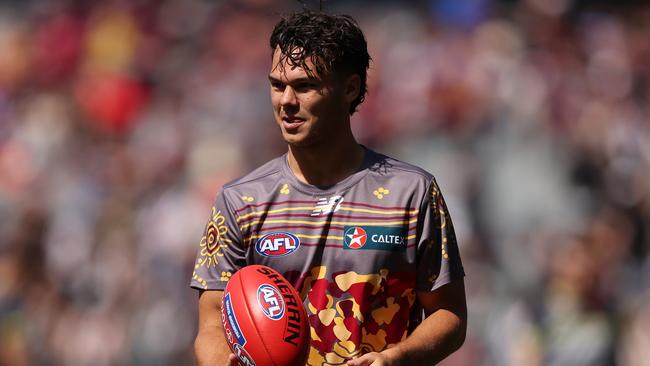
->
[[191, 9, 466, 366]]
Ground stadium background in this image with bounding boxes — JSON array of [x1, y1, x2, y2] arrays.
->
[[0, 0, 649, 364]]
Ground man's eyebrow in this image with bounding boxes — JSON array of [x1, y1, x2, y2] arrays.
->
[[268, 75, 319, 84]]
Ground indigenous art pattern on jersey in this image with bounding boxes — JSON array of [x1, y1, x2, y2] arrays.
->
[[190, 150, 465, 365], [192, 206, 232, 288]]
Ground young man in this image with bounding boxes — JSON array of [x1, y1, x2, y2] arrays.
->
[[191, 10, 466, 366]]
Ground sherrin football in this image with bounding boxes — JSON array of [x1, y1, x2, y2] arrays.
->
[[221, 265, 310, 366]]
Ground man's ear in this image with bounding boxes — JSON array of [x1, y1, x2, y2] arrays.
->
[[343, 74, 361, 103]]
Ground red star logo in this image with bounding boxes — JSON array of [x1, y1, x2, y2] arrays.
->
[[345, 227, 367, 249]]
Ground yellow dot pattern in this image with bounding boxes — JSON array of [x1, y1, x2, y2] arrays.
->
[[220, 271, 232, 282], [372, 187, 390, 200], [241, 196, 254, 202], [442, 237, 449, 259], [280, 184, 290, 195], [193, 260, 208, 289]]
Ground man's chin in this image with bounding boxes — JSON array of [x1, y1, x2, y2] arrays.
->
[[283, 134, 313, 148]]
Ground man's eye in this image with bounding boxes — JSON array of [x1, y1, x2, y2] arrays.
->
[[295, 83, 315, 91], [271, 82, 285, 91]]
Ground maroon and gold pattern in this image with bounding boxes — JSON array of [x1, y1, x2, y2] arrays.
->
[[284, 266, 416, 365]]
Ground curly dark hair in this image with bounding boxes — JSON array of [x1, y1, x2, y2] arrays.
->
[[270, 10, 371, 115]]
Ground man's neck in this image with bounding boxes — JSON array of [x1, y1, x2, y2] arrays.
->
[[287, 140, 365, 187]]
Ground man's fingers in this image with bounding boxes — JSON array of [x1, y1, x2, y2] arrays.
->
[[227, 353, 239, 366], [347, 353, 374, 366]]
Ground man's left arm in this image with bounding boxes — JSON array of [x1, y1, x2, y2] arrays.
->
[[348, 278, 466, 366]]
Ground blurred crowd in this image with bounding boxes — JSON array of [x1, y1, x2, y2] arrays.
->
[[0, 0, 649, 365]]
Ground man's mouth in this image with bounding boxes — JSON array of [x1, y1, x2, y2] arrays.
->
[[282, 116, 305, 130]]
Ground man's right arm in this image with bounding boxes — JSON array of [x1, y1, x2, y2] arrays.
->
[[195, 290, 237, 366]]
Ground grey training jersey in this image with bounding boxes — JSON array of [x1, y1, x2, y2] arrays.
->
[[190, 148, 464, 365]]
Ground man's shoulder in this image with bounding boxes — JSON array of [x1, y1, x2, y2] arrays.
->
[[367, 149, 434, 183], [222, 155, 286, 191]]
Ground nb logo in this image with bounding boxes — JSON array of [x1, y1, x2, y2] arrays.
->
[[312, 195, 343, 216]]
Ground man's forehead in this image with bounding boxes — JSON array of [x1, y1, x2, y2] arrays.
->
[[270, 47, 320, 79]]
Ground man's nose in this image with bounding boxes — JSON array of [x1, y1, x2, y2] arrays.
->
[[280, 86, 298, 107]]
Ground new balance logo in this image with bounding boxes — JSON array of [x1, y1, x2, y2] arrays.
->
[[311, 196, 343, 216]]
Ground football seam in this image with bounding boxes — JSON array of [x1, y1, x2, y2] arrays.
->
[[240, 268, 278, 366]]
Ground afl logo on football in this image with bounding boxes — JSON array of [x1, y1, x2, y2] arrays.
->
[[255, 232, 300, 257], [257, 284, 285, 321], [344, 227, 368, 249], [233, 344, 256, 366]]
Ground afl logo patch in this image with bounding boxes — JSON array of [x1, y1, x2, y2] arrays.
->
[[255, 232, 300, 257], [257, 284, 285, 321]]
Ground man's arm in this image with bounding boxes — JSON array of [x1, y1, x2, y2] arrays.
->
[[195, 290, 238, 366], [348, 279, 467, 366]]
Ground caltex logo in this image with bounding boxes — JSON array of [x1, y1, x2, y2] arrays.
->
[[344, 227, 367, 249]]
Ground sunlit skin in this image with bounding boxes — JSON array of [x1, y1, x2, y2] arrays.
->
[[269, 48, 351, 147], [269, 47, 365, 186]]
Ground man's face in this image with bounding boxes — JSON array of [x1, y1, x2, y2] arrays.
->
[[269, 48, 352, 148]]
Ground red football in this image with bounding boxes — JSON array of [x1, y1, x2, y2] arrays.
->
[[222, 265, 310, 366]]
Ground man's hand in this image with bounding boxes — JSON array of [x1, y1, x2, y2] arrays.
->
[[226, 353, 239, 366], [346, 350, 399, 366]]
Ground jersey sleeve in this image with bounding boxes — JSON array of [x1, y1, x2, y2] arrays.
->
[[415, 178, 465, 291], [190, 189, 246, 291]]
